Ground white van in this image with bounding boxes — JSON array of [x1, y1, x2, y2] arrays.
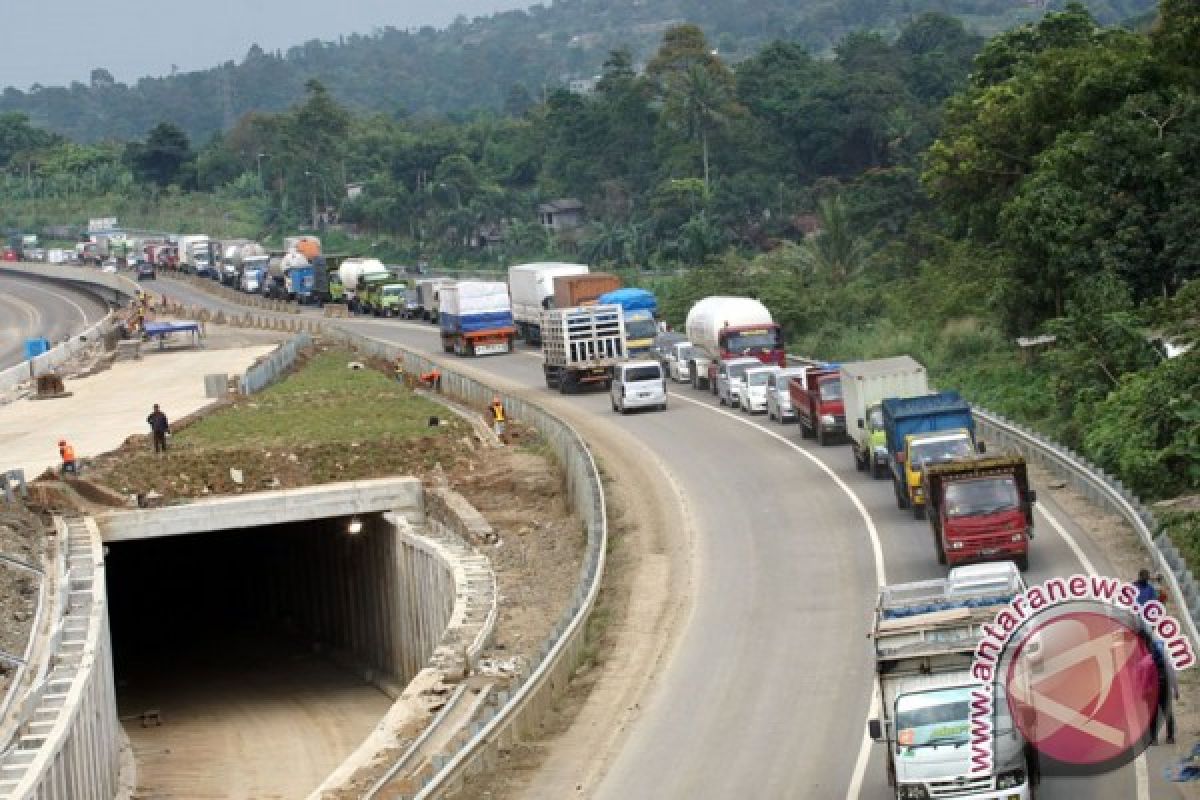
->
[[611, 360, 668, 413]]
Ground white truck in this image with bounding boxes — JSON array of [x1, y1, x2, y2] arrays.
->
[[841, 356, 928, 479], [417, 278, 455, 322], [869, 562, 1035, 800], [684, 296, 785, 390], [541, 305, 627, 393], [337, 258, 389, 311], [509, 262, 589, 345], [177, 234, 212, 276]]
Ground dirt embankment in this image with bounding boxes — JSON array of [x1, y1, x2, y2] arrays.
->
[[0, 506, 49, 698]]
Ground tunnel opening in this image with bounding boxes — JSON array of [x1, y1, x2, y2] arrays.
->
[[105, 513, 397, 797]]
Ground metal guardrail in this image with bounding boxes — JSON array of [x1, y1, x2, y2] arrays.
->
[[320, 328, 608, 799], [240, 333, 313, 394]]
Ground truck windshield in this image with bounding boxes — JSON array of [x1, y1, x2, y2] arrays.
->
[[724, 329, 780, 352], [911, 436, 974, 467], [895, 687, 969, 749], [819, 380, 842, 401], [627, 318, 659, 340], [383, 287, 404, 296], [945, 477, 1020, 517]]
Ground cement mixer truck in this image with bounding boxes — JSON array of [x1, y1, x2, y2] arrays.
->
[[684, 297, 786, 391]]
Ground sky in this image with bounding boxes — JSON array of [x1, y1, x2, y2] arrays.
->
[[5, 0, 531, 91]]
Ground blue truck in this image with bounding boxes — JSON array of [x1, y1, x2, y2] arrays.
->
[[881, 391, 979, 518], [596, 288, 658, 357]]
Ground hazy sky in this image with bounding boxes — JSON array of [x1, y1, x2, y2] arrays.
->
[[5, 0, 531, 91]]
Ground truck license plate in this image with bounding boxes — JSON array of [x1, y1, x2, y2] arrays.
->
[[475, 343, 509, 355], [980, 548, 999, 556]]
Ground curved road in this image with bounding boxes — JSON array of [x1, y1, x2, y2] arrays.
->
[[157, 278, 1177, 800], [0, 273, 110, 369]]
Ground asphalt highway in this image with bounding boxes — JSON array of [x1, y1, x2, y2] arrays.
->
[[156, 278, 1178, 800], [0, 272, 110, 369]]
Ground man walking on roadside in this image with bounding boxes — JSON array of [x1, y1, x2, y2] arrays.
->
[[147, 404, 170, 453]]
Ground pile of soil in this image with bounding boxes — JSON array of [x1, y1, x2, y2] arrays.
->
[[0, 505, 49, 696], [84, 432, 479, 503]]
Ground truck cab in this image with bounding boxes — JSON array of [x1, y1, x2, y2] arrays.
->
[[870, 563, 1034, 800], [789, 367, 846, 445], [927, 457, 1035, 571], [862, 403, 888, 479], [902, 429, 977, 518]]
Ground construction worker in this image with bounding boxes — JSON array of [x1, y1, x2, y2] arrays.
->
[[489, 395, 506, 443], [419, 367, 442, 390], [58, 439, 78, 476]]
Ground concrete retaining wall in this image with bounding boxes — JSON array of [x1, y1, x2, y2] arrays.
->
[[0, 516, 120, 800]]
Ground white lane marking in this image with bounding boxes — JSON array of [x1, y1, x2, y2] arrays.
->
[[12, 278, 92, 327], [1036, 503, 1149, 800]]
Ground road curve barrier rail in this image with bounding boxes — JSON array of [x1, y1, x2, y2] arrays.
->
[[786, 354, 1200, 652], [319, 327, 607, 799]]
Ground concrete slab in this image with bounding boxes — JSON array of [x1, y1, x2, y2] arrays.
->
[[96, 477, 423, 542], [0, 344, 276, 479]]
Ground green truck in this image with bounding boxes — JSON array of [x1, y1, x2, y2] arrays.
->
[[360, 275, 410, 317]]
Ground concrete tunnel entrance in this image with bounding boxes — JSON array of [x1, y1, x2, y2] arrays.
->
[[97, 479, 429, 798]]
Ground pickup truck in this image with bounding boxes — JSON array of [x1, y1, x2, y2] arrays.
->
[[789, 367, 845, 445], [882, 392, 978, 518], [926, 456, 1035, 571], [869, 562, 1035, 800]]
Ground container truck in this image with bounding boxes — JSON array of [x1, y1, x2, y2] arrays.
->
[[868, 562, 1035, 800], [552, 272, 621, 309], [789, 367, 846, 446], [926, 457, 1035, 571], [541, 305, 626, 393], [596, 288, 658, 357], [508, 262, 589, 344], [684, 296, 785, 390], [177, 234, 211, 275], [841, 357, 928, 479], [882, 392, 979, 518], [439, 281, 515, 356]]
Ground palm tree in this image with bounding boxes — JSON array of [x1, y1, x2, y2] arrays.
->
[[673, 64, 732, 191], [801, 195, 868, 286]]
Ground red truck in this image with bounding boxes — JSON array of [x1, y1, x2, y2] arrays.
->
[[788, 367, 845, 445], [925, 456, 1035, 571]]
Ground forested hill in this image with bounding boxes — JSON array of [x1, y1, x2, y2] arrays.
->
[[2, 0, 1154, 143]]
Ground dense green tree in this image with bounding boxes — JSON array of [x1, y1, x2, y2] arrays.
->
[[126, 122, 195, 187]]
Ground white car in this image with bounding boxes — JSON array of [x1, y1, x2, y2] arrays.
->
[[667, 342, 696, 383], [741, 365, 780, 414], [766, 367, 806, 422], [611, 360, 668, 413], [715, 357, 761, 408]]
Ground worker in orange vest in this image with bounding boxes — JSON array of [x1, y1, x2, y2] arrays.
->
[[58, 439, 78, 476]]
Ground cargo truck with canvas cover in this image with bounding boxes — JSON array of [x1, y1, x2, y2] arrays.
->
[[684, 296, 785, 390], [883, 392, 979, 518], [541, 304, 627, 392], [596, 287, 659, 357], [869, 562, 1035, 800], [553, 272, 621, 309], [508, 262, 589, 344], [841, 356, 928, 479], [927, 457, 1035, 571], [439, 281, 515, 356]]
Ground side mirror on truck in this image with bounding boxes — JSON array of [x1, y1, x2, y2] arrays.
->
[[1028, 489, 1037, 504], [977, 440, 987, 454], [857, 418, 864, 429], [868, 718, 883, 741]]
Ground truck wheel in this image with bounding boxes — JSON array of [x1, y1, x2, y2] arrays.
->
[[853, 449, 865, 472], [871, 461, 885, 480], [817, 427, 828, 446], [612, 398, 619, 412], [935, 535, 947, 565], [800, 420, 814, 440], [1017, 555, 1030, 572], [894, 480, 909, 509], [913, 504, 926, 521]]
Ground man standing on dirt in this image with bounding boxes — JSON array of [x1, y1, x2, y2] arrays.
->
[[58, 439, 78, 476], [147, 404, 170, 453]]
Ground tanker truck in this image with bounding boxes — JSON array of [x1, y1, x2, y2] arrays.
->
[[219, 239, 254, 285], [684, 297, 786, 391], [337, 258, 390, 312]]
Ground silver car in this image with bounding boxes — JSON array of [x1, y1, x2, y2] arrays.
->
[[611, 360, 668, 413], [766, 367, 806, 422], [715, 357, 761, 409], [740, 365, 780, 414], [667, 342, 696, 383]]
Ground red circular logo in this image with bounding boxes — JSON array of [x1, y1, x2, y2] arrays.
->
[[1006, 611, 1158, 767]]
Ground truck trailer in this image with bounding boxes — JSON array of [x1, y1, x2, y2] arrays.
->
[[439, 281, 516, 356], [869, 562, 1035, 800], [508, 262, 589, 344], [540, 304, 627, 393], [841, 356, 928, 478]]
